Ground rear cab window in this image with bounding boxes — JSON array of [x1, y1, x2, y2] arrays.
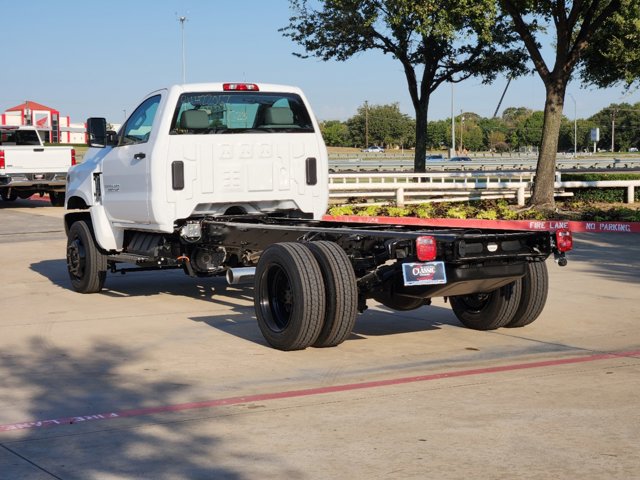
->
[[0, 129, 42, 145], [169, 92, 315, 134]]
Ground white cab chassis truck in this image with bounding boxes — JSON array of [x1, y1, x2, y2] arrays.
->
[[0, 126, 76, 206], [64, 82, 571, 351]]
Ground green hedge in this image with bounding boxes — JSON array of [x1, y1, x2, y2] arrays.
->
[[328, 199, 640, 222]]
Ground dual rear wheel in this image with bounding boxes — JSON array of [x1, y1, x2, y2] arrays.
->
[[254, 241, 358, 351], [450, 261, 549, 330]]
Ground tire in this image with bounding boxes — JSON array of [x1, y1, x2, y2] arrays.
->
[[66, 220, 107, 293], [49, 191, 65, 207], [450, 280, 522, 330], [254, 242, 325, 351], [306, 241, 358, 348], [506, 261, 549, 328], [0, 190, 17, 201]]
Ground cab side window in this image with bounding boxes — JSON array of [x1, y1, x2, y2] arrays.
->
[[119, 95, 161, 146]]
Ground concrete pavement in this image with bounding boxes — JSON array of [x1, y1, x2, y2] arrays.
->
[[0, 198, 639, 479]]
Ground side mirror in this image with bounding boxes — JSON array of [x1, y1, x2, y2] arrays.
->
[[87, 117, 107, 148]]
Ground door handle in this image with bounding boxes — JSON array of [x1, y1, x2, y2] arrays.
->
[[133, 153, 146, 160]]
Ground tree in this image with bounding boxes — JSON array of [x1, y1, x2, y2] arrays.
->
[[282, 0, 526, 171], [499, 0, 640, 209], [589, 102, 640, 152], [426, 120, 450, 150], [346, 103, 415, 148], [320, 120, 350, 147], [518, 111, 545, 148], [488, 130, 507, 151]]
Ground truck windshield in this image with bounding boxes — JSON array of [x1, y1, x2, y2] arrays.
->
[[170, 92, 315, 134]]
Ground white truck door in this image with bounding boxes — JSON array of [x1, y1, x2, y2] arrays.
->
[[102, 95, 161, 224]]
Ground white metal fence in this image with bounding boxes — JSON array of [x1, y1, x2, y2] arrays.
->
[[328, 171, 640, 206]]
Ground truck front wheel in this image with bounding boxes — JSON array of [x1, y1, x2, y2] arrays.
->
[[254, 242, 325, 351], [450, 281, 522, 330], [307, 241, 358, 348], [66, 220, 107, 293]]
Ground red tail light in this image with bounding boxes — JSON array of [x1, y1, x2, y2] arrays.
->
[[223, 83, 259, 91], [555, 229, 573, 252], [0, 150, 4, 170], [71, 148, 76, 166], [416, 236, 437, 261]]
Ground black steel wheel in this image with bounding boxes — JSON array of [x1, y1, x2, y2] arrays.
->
[[66, 220, 107, 293], [254, 242, 325, 351], [307, 241, 358, 348], [506, 261, 549, 328], [0, 190, 17, 201], [49, 192, 65, 207], [450, 280, 522, 330]]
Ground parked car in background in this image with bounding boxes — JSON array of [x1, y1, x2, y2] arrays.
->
[[426, 154, 444, 161], [362, 145, 385, 153], [450, 156, 472, 162]]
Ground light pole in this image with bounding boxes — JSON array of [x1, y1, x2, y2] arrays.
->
[[178, 16, 188, 84], [450, 83, 456, 157], [459, 110, 465, 153], [568, 93, 577, 157]]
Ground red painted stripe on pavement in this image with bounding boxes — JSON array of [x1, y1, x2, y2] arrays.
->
[[323, 215, 640, 233], [1, 350, 639, 433]]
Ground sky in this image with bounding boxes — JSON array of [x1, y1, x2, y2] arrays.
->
[[2, 0, 639, 126]]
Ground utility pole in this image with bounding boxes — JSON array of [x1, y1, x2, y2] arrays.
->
[[459, 110, 464, 152], [568, 93, 577, 157], [611, 108, 617, 152], [364, 101, 369, 148]]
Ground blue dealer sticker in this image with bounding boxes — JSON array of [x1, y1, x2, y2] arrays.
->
[[402, 261, 447, 286]]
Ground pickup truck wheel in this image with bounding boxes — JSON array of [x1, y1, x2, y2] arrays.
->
[[450, 280, 522, 330], [506, 261, 549, 328], [254, 242, 325, 351], [0, 190, 17, 201], [66, 220, 107, 293], [307, 241, 358, 348], [49, 192, 65, 206]]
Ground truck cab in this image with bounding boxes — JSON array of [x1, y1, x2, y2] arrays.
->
[[67, 83, 328, 250]]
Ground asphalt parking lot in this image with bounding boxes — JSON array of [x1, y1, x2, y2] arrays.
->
[[0, 198, 639, 480]]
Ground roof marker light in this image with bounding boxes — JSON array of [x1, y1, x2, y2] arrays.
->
[[223, 83, 260, 91]]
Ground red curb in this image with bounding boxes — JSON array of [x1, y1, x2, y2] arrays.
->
[[323, 215, 640, 233]]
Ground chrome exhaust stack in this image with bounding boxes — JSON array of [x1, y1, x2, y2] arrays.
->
[[226, 267, 256, 285]]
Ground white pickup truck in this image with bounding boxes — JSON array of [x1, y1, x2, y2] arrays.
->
[[0, 126, 76, 206], [64, 82, 571, 351]]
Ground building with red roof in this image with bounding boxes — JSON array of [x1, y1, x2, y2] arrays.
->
[[1, 100, 85, 144]]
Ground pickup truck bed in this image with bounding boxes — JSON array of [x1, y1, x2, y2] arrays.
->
[[0, 126, 75, 205]]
